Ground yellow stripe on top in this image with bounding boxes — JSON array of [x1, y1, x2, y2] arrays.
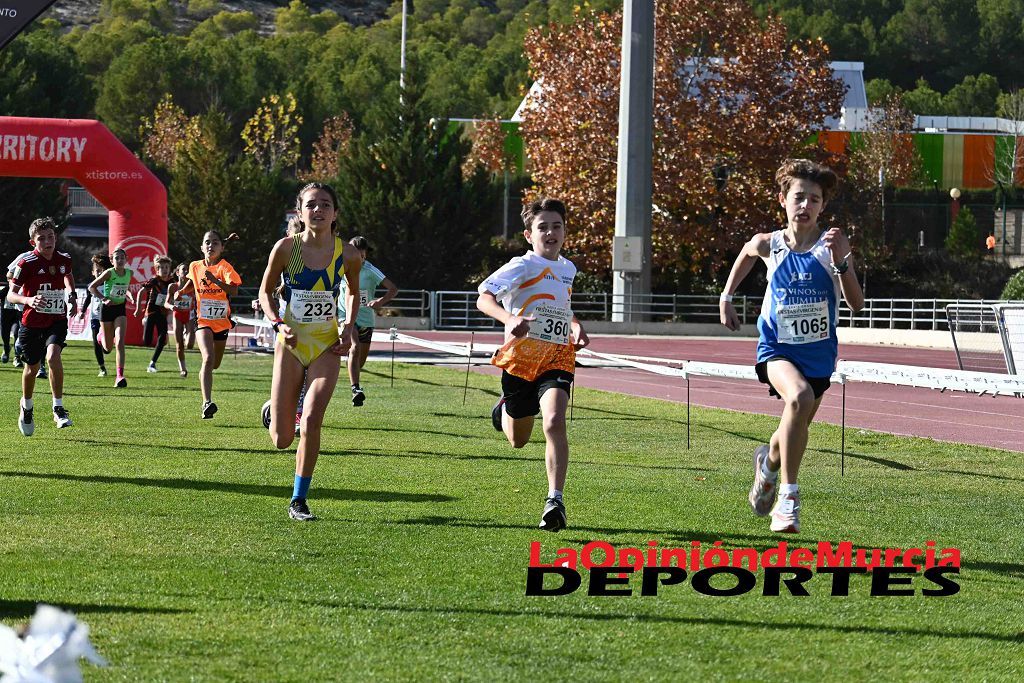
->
[[286, 234, 304, 280]]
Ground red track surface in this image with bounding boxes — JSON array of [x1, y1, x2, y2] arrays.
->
[[388, 331, 1024, 453]]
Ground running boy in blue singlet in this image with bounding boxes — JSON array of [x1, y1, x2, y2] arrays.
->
[[720, 159, 864, 534]]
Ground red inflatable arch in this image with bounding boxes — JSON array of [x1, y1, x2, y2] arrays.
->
[[0, 116, 168, 344]]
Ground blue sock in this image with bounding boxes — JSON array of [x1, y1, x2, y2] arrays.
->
[[292, 475, 312, 502]]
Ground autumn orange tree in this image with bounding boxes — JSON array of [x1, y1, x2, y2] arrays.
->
[[520, 0, 846, 289], [463, 118, 515, 178], [301, 113, 354, 182]]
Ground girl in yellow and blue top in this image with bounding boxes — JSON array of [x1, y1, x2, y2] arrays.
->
[[258, 182, 362, 522]]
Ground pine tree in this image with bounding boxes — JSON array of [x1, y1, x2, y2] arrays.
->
[[334, 72, 500, 290], [945, 207, 981, 259]]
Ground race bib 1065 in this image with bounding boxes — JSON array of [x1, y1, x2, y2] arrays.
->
[[776, 300, 830, 344]]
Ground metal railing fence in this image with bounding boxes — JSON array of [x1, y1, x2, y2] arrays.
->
[[226, 287, 1021, 333]]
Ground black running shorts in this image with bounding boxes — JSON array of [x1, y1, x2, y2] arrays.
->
[[100, 302, 127, 323], [17, 319, 67, 366], [356, 325, 374, 344], [755, 358, 830, 400], [501, 369, 574, 419]]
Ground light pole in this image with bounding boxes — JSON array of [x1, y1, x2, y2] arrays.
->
[[399, 0, 408, 102], [611, 0, 655, 322], [949, 187, 961, 235]]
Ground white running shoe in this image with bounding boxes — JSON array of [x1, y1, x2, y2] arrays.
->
[[98, 368, 107, 377], [18, 403, 34, 437], [748, 445, 777, 516], [770, 492, 801, 534], [53, 405, 72, 428], [147, 364, 158, 373]]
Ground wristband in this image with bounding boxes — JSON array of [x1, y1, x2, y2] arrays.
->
[[831, 260, 849, 275], [719, 293, 734, 303], [67, 291, 77, 299], [270, 317, 283, 333]]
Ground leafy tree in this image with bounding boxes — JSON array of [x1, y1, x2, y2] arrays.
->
[[334, 72, 501, 290], [167, 110, 293, 281], [275, 0, 341, 35], [67, 15, 163, 77], [0, 22, 93, 117], [942, 73, 1000, 116], [100, 0, 175, 31], [241, 93, 303, 170], [1001, 269, 1024, 299], [139, 94, 201, 170], [95, 36, 186, 145], [0, 23, 91, 272], [301, 114, 354, 181], [945, 206, 981, 258], [520, 0, 846, 286], [901, 77, 943, 115], [976, 0, 1024, 87], [865, 78, 897, 105]]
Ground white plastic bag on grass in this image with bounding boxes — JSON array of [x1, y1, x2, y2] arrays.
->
[[0, 605, 107, 683]]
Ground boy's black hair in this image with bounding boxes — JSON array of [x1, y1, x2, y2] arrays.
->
[[349, 236, 370, 252], [521, 198, 567, 229]]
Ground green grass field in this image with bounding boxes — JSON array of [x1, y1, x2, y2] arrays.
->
[[1, 343, 1022, 681]]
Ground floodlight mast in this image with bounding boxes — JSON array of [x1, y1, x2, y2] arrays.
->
[[400, 0, 408, 103], [612, 0, 655, 322]]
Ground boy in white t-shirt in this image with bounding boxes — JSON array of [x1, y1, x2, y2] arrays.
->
[[476, 198, 590, 532]]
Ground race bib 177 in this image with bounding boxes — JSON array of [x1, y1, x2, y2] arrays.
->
[[200, 299, 228, 320]]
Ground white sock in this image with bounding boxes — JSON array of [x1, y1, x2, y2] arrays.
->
[[548, 489, 563, 500], [761, 457, 778, 480], [780, 483, 799, 496], [21, 397, 33, 410], [53, 398, 63, 408]]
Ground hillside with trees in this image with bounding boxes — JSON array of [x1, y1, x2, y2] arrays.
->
[[2, 0, 1019, 297]]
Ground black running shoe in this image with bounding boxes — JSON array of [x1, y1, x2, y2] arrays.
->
[[53, 405, 72, 429], [36, 366, 47, 380], [288, 498, 317, 522], [115, 377, 127, 388], [18, 404, 33, 437], [261, 399, 272, 429], [351, 386, 365, 407], [491, 395, 506, 432], [539, 496, 566, 532], [202, 401, 218, 419]]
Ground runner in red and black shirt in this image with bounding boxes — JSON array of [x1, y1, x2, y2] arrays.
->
[[133, 255, 175, 374], [6, 218, 77, 436]]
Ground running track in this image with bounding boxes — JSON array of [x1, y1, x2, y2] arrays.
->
[[377, 331, 1024, 453]]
